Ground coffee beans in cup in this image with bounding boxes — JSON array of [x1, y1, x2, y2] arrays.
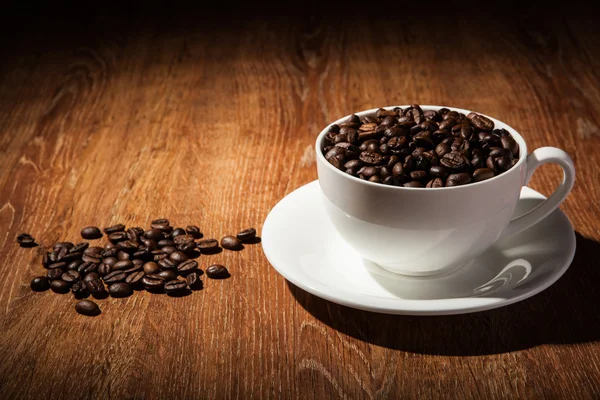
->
[[322, 104, 520, 188]]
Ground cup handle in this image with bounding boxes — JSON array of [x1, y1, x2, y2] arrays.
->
[[501, 147, 575, 238]]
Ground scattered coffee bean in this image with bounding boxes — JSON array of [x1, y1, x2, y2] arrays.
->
[[165, 280, 188, 294], [323, 105, 520, 187], [169, 251, 188, 265], [143, 261, 160, 275], [158, 270, 178, 281], [185, 225, 202, 238], [151, 218, 170, 227], [103, 270, 127, 284], [61, 270, 80, 283], [186, 272, 203, 290], [104, 224, 126, 234], [17, 233, 36, 247], [221, 236, 242, 251], [112, 260, 133, 271], [125, 271, 145, 285], [70, 242, 89, 254], [197, 239, 219, 253], [173, 234, 194, 245], [236, 228, 256, 242], [75, 300, 100, 316], [206, 265, 230, 279], [30, 276, 50, 292], [81, 226, 102, 240], [142, 274, 165, 291], [50, 279, 70, 294], [83, 272, 100, 282], [177, 260, 198, 273], [108, 282, 133, 298], [171, 228, 186, 238]]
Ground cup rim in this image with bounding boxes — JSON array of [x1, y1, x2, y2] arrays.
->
[[315, 105, 528, 191]]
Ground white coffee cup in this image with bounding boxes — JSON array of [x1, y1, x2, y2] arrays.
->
[[316, 105, 575, 276]]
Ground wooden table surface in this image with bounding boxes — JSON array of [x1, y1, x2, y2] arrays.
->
[[1, 3, 599, 399]]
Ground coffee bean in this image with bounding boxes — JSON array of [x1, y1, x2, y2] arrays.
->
[[75, 300, 100, 316], [473, 168, 495, 182], [158, 270, 177, 281], [206, 265, 230, 279], [47, 268, 64, 280], [197, 239, 219, 252], [426, 178, 445, 188], [496, 156, 512, 171], [168, 251, 188, 265], [125, 271, 145, 285], [78, 262, 98, 275], [221, 236, 242, 251], [177, 242, 197, 254], [61, 270, 80, 283], [86, 279, 107, 297], [103, 270, 127, 284], [446, 172, 472, 186], [185, 225, 202, 238], [53, 242, 74, 251], [67, 260, 83, 271], [71, 281, 88, 299], [177, 260, 198, 274], [50, 279, 70, 294], [403, 181, 423, 188], [108, 282, 133, 298], [48, 261, 67, 270], [467, 112, 495, 131], [104, 224, 125, 234], [126, 228, 140, 242], [171, 228, 186, 239], [108, 232, 128, 243], [30, 276, 50, 291], [159, 257, 178, 270], [82, 253, 103, 264], [160, 247, 176, 256], [83, 272, 100, 283], [501, 135, 519, 157], [84, 246, 103, 255], [142, 274, 165, 290], [17, 233, 36, 247], [359, 152, 385, 165], [236, 228, 256, 242], [410, 170, 428, 182], [98, 263, 112, 276], [164, 280, 188, 294], [440, 152, 469, 171], [173, 234, 195, 246], [144, 228, 165, 242], [429, 165, 449, 178], [186, 272, 203, 290], [151, 218, 170, 227], [143, 262, 160, 275], [113, 260, 133, 271], [81, 226, 102, 240], [116, 240, 138, 253]]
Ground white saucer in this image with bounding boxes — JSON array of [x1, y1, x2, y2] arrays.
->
[[262, 181, 576, 316]]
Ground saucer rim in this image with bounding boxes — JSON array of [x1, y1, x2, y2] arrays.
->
[[262, 180, 577, 316]]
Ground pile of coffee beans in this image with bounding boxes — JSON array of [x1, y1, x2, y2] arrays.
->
[[322, 105, 520, 187], [21, 219, 258, 316]]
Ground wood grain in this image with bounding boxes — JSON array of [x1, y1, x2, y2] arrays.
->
[[1, 3, 599, 399]]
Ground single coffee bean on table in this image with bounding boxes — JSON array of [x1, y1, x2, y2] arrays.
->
[[236, 228, 256, 242], [322, 105, 520, 187], [221, 236, 242, 251], [17, 233, 36, 247], [30, 276, 50, 292], [81, 226, 103, 240], [75, 300, 101, 316], [206, 264, 230, 279]]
